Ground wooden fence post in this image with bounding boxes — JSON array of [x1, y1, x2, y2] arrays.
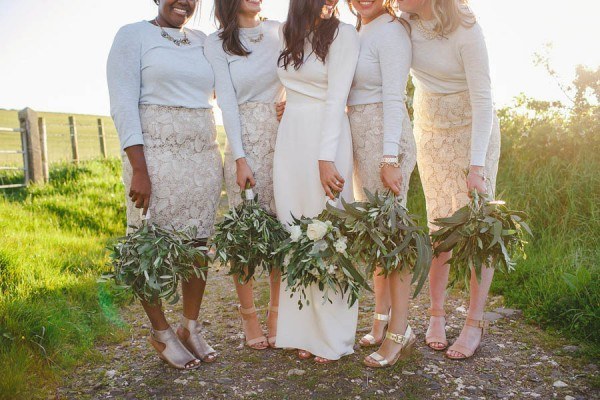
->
[[97, 118, 107, 159], [68, 116, 79, 164], [38, 117, 49, 182], [18, 108, 43, 184]]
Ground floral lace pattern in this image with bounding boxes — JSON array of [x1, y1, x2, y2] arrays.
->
[[348, 103, 417, 205], [413, 89, 501, 230], [122, 105, 223, 238], [224, 102, 279, 214]]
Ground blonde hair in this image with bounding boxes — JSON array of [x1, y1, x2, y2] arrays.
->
[[346, 0, 410, 33], [410, 0, 476, 37]]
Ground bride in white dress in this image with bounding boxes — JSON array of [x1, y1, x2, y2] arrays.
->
[[273, 0, 360, 363]]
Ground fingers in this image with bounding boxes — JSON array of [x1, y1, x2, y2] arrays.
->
[[328, 178, 344, 193], [142, 196, 150, 216], [322, 183, 335, 200]]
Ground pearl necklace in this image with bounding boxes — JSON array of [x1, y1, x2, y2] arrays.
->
[[155, 17, 191, 46], [415, 18, 441, 40]]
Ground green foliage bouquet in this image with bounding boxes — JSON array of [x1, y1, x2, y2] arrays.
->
[[212, 187, 288, 283], [431, 191, 531, 283], [330, 190, 432, 297], [277, 204, 371, 309], [100, 216, 209, 305]]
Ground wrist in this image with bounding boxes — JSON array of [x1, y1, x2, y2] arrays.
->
[[236, 157, 247, 166], [380, 155, 399, 169]]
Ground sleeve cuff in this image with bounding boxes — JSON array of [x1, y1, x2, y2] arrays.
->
[[121, 134, 144, 151], [383, 142, 400, 157], [318, 150, 336, 163], [470, 151, 487, 167]]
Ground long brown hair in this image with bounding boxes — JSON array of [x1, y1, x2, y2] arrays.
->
[[278, 0, 341, 70], [213, 0, 263, 56]]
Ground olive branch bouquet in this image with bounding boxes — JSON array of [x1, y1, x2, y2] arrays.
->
[[276, 202, 371, 309], [328, 190, 433, 297], [431, 191, 531, 284], [100, 215, 209, 305], [212, 187, 288, 283]]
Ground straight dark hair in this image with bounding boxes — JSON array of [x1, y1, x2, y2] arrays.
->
[[278, 0, 340, 70], [213, 0, 260, 56]]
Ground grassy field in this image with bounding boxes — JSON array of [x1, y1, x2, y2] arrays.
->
[[1, 89, 598, 397]]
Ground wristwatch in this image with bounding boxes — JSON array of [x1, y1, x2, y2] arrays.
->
[[379, 156, 400, 169]]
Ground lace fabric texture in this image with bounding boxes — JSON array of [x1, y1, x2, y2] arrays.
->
[[122, 105, 223, 238], [224, 102, 279, 215], [413, 89, 501, 230], [348, 103, 417, 206]]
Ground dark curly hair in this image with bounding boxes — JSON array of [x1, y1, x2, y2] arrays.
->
[[153, 0, 159, 4], [278, 0, 340, 71]]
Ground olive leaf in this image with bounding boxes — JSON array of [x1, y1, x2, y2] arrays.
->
[[99, 223, 208, 305], [431, 191, 531, 286], [212, 192, 288, 283], [333, 190, 433, 298]]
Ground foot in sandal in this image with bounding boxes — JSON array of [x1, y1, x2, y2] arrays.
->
[[239, 305, 268, 350], [425, 308, 448, 351], [177, 317, 218, 363], [446, 318, 488, 360], [149, 327, 201, 370], [364, 325, 416, 368], [358, 311, 389, 347]]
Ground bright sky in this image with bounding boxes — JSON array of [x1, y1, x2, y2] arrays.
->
[[1, 0, 599, 117]]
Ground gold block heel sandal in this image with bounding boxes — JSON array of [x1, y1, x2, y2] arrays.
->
[[359, 312, 390, 347], [425, 308, 449, 351], [239, 305, 268, 350], [178, 317, 218, 363], [364, 325, 416, 368], [445, 318, 489, 360], [149, 327, 201, 370]]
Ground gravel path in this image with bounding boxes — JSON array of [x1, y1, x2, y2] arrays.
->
[[57, 268, 598, 399]]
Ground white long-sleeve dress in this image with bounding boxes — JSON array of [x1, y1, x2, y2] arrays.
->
[[273, 23, 360, 360]]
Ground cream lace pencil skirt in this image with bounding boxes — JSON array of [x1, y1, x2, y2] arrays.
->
[[413, 89, 501, 230], [348, 102, 417, 206], [122, 105, 223, 239], [223, 102, 279, 215]]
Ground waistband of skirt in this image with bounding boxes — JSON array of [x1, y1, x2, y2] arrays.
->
[[285, 90, 325, 105], [139, 104, 214, 114], [347, 102, 383, 110], [415, 88, 470, 100]]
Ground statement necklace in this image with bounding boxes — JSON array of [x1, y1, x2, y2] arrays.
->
[[241, 24, 264, 44], [155, 17, 191, 46], [415, 18, 441, 40]]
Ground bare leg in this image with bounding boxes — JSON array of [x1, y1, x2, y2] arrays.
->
[[366, 268, 412, 362], [447, 264, 495, 358], [359, 267, 391, 345], [267, 269, 281, 345], [141, 300, 169, 331], [426, 251, 451, 350], [235, 270, 268, 349], [181, 270, 208, 321]]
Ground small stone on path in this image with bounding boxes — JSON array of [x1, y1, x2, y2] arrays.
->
[[287, 369, 306, 376], [565, 396, 575, 400], [553, 380, 568, 388], [105, 370, 116, 379], [173, 378, 188, 385], [484, 311, 504, 321], [562, 345, 579, 353]]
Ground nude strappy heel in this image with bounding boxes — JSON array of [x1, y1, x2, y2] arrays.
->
[[425, 308, 449, 351], [239, 305, 268, 350], [148, 327, 201, 370], [445, 318, 489, 360], [177, 317, 217, 363], [266, 304, 278, 348], [359, 311, 390, 347], [364, 325, 416, 368]]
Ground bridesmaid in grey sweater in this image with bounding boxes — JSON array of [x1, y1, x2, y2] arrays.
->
[[204, 0, 284, 350], [107, 0, 221, 369]]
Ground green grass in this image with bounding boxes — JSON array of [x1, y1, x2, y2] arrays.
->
[[0, 160, 128, 399]]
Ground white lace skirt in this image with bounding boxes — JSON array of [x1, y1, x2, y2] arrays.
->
[[223, 102, 279, 214], [122, 105, 223, 239], [348, 103, 417, 205], [413, 89, 501, 230]]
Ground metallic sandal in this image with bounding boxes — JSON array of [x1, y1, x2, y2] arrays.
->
[[425, 308, 449, 351], [445, 318, 489, 360], [359, 312, 390, 347], [266, 304, 278, 348], [364, 325, 416, 368], [148, 327, 201, 370], [178, 317, 218, 363], [239, 305, 268, 350]]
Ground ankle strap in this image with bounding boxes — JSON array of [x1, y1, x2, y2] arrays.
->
[[374, 312, 389, 321], [151, 327, 175, 342], [466, 318, 489, 330], [239, 305, 257, 315], [268, 304, 279, 313], [181, 316, 199, 330], [385, 325, 413, 346], [428, 308, 446, 317]]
